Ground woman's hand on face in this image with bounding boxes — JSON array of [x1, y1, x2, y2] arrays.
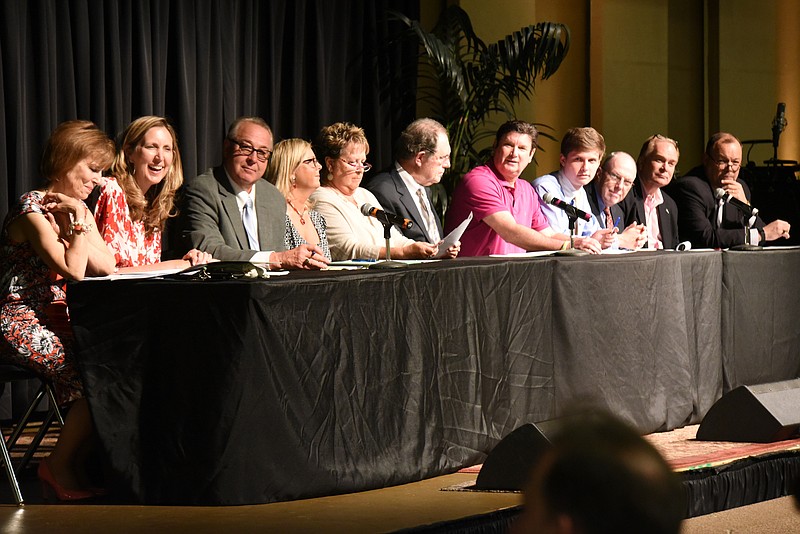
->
[[183, 249, 214, 266]]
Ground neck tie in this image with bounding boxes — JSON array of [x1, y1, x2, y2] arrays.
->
[[242, 196, 259, 250], [416, 188, 440, 242], [603, 206, 613, 229]]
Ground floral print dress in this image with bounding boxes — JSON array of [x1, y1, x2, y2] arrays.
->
[[0, 192, 83, 405], [94, 177, 161, 267]]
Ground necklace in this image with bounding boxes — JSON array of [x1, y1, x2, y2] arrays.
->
[[287, 200, 307, 225]]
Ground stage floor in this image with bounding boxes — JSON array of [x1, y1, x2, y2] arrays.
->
[[1, 474, 798, 533], [0, 472, 520, 533], [2, 424, 799, 532]]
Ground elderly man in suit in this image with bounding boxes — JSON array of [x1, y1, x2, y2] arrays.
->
[[585, 151, 647, 250], [625, 134, 681, 249], [364, 118, 448, 243], [175, 116, 327, 269], [669, 132, 790, 248]]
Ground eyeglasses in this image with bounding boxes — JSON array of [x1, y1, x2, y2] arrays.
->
[[228, 138, 272, 162], [301, 157, 319, 166], [711, 158, 741, 171], [605, 170, 635, 188], [427, 152, 451, 164], [342, 160, 372, 173]]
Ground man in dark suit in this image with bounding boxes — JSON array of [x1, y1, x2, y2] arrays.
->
[[669, 132, 790, 248], [585, 151, 646, 249], [624, 135, 680, 249], [174, 116, 326, 269], [364, 118, 448, 243]]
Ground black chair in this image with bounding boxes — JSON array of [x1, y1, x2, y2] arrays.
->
[[0, 364, 64, 506]]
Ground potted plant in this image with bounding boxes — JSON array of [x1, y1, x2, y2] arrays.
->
[[388, 5, 570, 213]]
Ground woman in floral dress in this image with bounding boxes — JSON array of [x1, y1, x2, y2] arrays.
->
[[0, 121, 117, 500], [94, 116, 212, 271]]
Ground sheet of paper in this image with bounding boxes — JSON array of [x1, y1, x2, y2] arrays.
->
[[435, 212, 473, 258]]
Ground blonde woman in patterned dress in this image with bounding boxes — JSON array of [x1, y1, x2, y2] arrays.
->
[[267, 138, 332, 261], [94, 116, 212, 271], [0, 121, 116, 500]]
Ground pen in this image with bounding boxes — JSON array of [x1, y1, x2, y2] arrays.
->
[[613, 216, 621, 229]]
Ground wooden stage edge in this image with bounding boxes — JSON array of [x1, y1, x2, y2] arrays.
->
[[3, 425, 800, 532], [0, 472, 520, 534]]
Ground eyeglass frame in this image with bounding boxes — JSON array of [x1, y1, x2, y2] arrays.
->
[[227, 137, 273, 162], [425, 151, 451, 165], [604, 169, 635, 188], [710, 157, 741, 171], [340, 159, 373, 173]]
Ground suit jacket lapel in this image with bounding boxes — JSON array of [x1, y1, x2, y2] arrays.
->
[[255, 180, 278, 249], [392, 169, 432, 241], [214, 167, 250, 249]]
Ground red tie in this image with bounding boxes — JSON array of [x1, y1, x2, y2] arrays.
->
[[604, 206, 613, 229]]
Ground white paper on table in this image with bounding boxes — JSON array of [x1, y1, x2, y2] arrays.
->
[[434, 212, 473, 258]]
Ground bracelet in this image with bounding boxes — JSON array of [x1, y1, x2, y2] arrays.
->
[[560, 240, 570, 250], [69, 219, 93, 236]]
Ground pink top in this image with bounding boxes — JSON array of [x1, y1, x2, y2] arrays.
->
[[445, 163, 550, 256], [94, 177, 162, 267], [644, 189, 664, 250]]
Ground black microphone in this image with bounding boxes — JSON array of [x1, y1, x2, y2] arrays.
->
[[541, 192, 592, 222], [715, 188, 758, 218], [360, 204, 413, 229], [772, 102, 787, 149]]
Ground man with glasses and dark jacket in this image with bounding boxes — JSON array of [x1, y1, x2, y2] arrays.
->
[[669, 132, 790, 248]]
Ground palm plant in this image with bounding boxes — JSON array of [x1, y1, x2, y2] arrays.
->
[[388, 5, 570, 211]]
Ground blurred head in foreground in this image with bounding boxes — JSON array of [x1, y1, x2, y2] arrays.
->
[[511, 411, 685, 534]]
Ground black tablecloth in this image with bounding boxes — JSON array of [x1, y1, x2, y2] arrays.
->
[[67, 250, 800, 505]]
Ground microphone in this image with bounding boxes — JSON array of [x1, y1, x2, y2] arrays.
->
[[772, 102, 787, 149], [360, 204, 413, 229], [715, 188, 758, 217], [541, 192, 592, 222]]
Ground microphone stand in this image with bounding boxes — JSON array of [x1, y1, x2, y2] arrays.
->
[[370, 217, 408, 269], [555, 215, 589, 256], [730, 213, 762, 251]]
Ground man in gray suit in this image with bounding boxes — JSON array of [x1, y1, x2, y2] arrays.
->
[[365, 118, 449, 243], [176, 117, 327, 269]]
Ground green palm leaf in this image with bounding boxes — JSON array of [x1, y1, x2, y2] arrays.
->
[[388, 5, 570, 211]]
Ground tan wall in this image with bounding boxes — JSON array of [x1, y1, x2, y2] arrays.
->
[[442, 0, 799, 178]]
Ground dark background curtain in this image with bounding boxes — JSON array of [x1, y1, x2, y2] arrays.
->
[[0, 0, 419, 220]]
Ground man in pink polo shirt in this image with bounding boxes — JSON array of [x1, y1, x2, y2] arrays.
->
[[445, 120, 601, 256]]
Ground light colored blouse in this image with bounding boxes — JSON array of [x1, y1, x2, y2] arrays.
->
[[309, 186, 415, 260]]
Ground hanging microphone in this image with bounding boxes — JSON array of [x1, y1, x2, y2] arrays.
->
[[772, 102, 787, 149], [360, 204, 413, 229], [541, 192, 592, 222], [715, 188, 758, 217]]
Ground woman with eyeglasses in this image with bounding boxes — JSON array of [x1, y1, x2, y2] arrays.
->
[[93, 116, 213, 271], [310, 122, 442, 261], [267, 139, 331, 260]]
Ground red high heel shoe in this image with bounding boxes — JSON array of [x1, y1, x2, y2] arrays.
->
[[37, 459, 94, 501]]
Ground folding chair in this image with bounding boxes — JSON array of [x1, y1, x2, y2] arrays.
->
[[0, 364, 64, 506]]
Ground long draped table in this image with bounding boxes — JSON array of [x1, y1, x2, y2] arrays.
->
[[67, 249, 800, 505]]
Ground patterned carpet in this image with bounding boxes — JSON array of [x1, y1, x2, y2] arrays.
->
[[458, 424, 800, 475]]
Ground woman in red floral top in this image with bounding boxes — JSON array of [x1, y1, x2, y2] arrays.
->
[[0, 121, 117, 500], [94, 116, 212, 271]]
